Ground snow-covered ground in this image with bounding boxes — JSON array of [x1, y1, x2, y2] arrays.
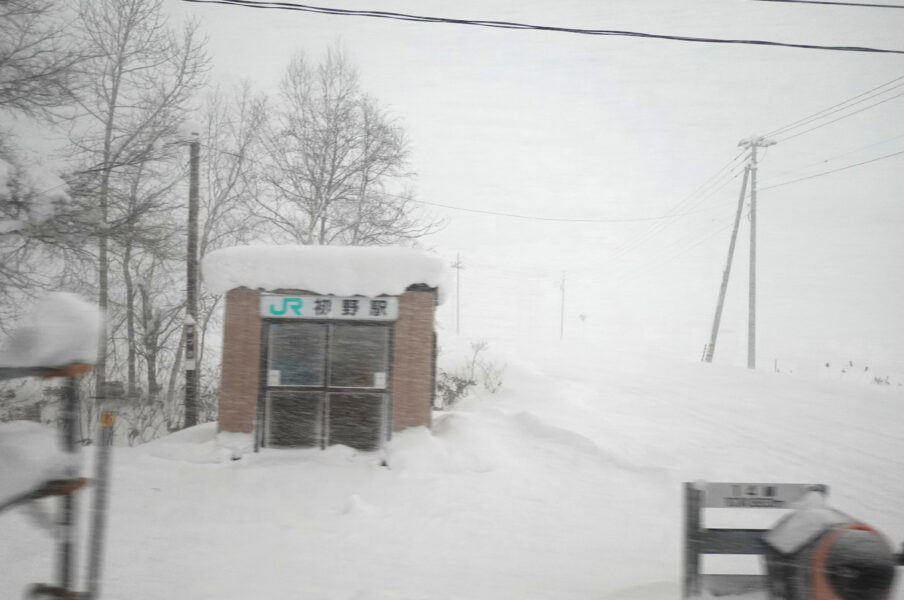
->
[[1, 338, 902, 600]]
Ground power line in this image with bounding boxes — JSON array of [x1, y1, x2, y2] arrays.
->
[[765, 74, 904, 138], [754, 0, 904, 8], [759, 148, 904, 191], [775, 91, 904, 141], [414, 198, 728, 223], [784, 132, 904, 169], [181, 0, 904, 54], [605, 155, 748, 262]]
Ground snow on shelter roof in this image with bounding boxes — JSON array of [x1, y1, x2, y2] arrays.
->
[[202, 245, 450, 303]]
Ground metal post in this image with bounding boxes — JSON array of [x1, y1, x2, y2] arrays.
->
[[185, 133, 200, 427], [705, 166, 750, 363], [684, 482, 703, 598], [86, 411, 114, 598], [58, 377, 80, 591]]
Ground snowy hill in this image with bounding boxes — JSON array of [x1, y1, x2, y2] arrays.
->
[[1, 339, 902, 599]]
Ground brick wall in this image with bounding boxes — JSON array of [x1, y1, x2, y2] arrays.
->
[[218, 287, 261, 434], [391, 290, 436, 431]]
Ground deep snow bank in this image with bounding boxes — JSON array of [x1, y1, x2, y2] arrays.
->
[[1, 339, 902, 600]]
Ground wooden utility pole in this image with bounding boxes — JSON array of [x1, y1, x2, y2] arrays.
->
[[452, 254, 464, 335], [738, 136, 774, 370], [704, 167, 750, 362], [184, 131, 200, 427]]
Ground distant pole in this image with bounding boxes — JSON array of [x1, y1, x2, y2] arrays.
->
[[704, 166, 750, 363], [738, 135, 775, 370], [184, 131, 200, 427], [452, 254, 464, 335], [559, 271, 566, 340]]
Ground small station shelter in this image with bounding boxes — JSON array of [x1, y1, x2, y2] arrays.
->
[[201, 245, 448, 452]]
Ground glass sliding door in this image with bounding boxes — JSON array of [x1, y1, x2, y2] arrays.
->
[[263, 320, 392, 451], [266, 391, 323, 448], [329, 325, 389, 389], [268, 322, 326, 386], [327, 393, 387, 451]]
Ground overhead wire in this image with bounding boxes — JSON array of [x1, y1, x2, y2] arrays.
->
[[604, 154, 748, 262], [181, 0, 904, 54], [753, 0, 904, 8], [759, 148, 904, 191], [774, 90, 904, 142], [612, 218, 739, 287], [764, 74, 904, 138], [414, 198, 734, 223], [776, 132, 904, 171]]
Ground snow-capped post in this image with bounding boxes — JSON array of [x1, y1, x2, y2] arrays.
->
[[184, 120, 201, 428]]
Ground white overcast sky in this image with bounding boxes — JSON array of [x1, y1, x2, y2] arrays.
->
[[164, 0, 904, 375]]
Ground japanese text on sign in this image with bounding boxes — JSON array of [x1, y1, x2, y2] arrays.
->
[[702, 482, 820, 508], [260, 295, 399, 321]]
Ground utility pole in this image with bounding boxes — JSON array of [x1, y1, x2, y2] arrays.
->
[[737, 135, 774, 370], [184, 130, 200, 427], [559, 271, 566, 340], [452, 254, 464, 335], [704, 166, 750, 362]]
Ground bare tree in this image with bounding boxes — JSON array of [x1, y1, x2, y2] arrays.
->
[[191, 85, 267, 375], [67, 0, 208, 396], [0, 0, 90, 327], [258, 46, 439, 246], [0, 0, 84, 120]]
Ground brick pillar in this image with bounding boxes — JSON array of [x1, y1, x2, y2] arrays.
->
[[391, 290, 436, 431], [218, 287, 261, 434]]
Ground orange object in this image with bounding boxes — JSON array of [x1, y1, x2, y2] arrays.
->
[[100, 412, 115, 428], [811, 523, 889, 600], [42, 363, 94, 379]]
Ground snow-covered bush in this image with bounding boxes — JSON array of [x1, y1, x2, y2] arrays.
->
[[435, 341, 506, 409]]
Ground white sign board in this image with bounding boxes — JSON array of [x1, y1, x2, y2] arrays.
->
[[260, 295, 399, 321], [702, 482, 819, 508]]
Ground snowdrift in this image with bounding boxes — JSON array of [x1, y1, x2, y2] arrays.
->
[[1, 340, 901, 600]]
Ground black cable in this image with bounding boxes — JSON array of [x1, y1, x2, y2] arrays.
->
[[775, 91, 904, 141], [415, 199, 728, 223], [766, 75, 904, 138], [181, 0, 904, 54], [759, 148, 904, 191], [754, 0, 904, 8]]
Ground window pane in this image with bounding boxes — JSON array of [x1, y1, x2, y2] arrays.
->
[[329, 325, 389, 388], [266, 391, 324, 448], [327, 393, 386, 451], [268, 323, 326, 386]]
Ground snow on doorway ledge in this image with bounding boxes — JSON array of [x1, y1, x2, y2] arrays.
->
[[201, 245, 450, 303]]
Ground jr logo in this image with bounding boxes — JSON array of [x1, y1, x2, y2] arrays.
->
[[269, 297, 303, 316]]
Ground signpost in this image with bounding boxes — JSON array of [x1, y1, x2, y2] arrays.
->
[[259, 295, 399, 321], [683, 481, 826, 598]]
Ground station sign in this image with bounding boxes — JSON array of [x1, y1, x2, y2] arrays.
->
[[260, 295, 399, 321], [702, 482, 822, 508]]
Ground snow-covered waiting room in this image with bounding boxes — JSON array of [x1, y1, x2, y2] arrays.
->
[[201, 245, 448, 452]]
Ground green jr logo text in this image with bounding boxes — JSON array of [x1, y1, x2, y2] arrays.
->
[[269, 297, 303, 316]]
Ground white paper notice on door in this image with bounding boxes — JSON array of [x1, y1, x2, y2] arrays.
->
[[268, 370, 281, 386], [373, 372, 387, 389]]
